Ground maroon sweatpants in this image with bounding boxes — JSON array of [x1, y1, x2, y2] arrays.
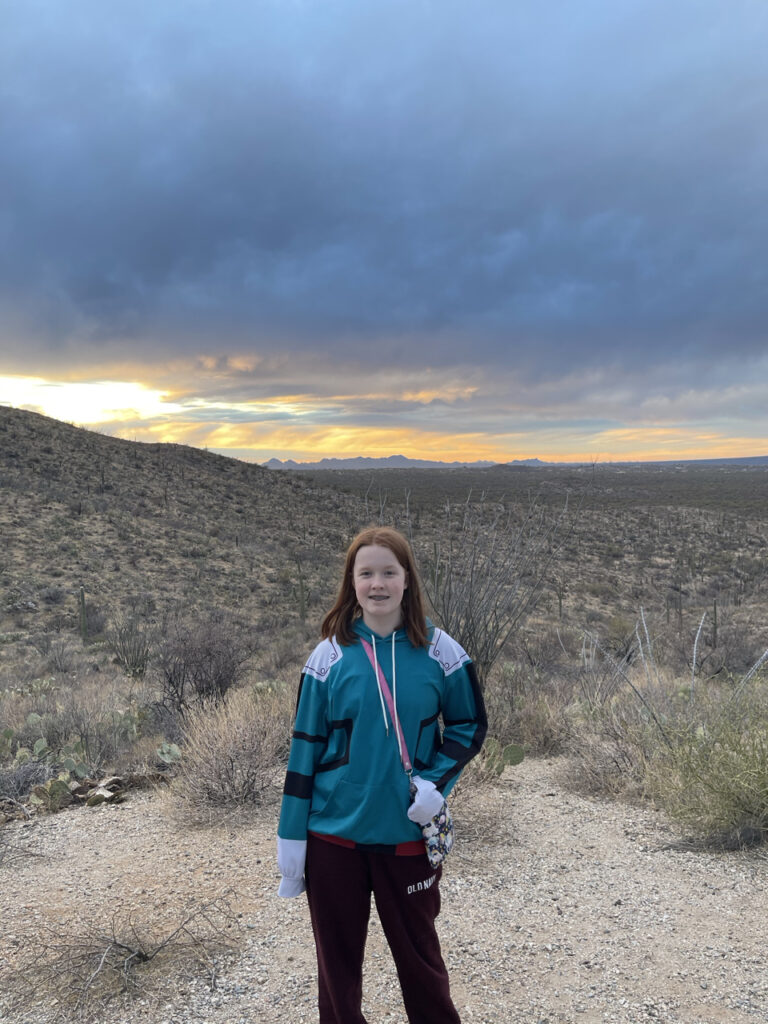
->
[[305, 833, 461, 1024]]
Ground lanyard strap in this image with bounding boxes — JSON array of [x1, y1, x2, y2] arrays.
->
[[360, 638, 413, 774]]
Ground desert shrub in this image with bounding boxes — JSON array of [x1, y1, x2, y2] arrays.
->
[[586, 581, 615, 600], [512, 690, 573, 757], [646, 676, 768, 847], [143, 700, 184, 745], [416, 493, 575, 686], [4, 702, 59, 753], [483, 661, 573, 757], [156, 609, 256, 716], [0, 759, 53, 801], [29, 633, 79, 674], [564, 627, 682, 798], [564, 695, 669, 799], [661, 613, 766, 679], [50, 684, 146, 773], [79, 596, 108, 641], [603, 615, 635, 658], [0, 688, 30, 740], [106, 614, 154, 678], [3, 897, 240, 1020], [567, 624, 768, 844], [259, 622, 316, 676], [3, 678, 149, 779], [169, 685, 292, 824]]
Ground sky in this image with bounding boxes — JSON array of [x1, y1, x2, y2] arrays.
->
[[1, 0, 767, 464]]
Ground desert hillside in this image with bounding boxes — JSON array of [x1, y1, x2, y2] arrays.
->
[[3, 404, 766, 655], [1, 405, 363, 639], [1, 406, 768, 1023]]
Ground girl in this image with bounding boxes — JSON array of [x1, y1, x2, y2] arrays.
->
[[277, 526, 487, 1024]]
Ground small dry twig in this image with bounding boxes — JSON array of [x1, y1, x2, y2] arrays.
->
[[4, 892, 242, 1021], [0, 833, 40, 868]]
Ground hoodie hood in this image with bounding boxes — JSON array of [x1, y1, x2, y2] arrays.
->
[[352, 618, 410, 644], [352, 617, 435, 645]]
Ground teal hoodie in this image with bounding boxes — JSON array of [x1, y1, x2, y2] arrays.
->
[[278, 620, 487, 848]]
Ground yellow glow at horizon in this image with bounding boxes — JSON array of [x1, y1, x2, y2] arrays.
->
[[0, 376, 184, 424], [112, 419, 768, 465], [2, 374, 765, 465]]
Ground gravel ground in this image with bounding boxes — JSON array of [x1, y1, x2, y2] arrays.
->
[[1, 757, 766, 1024]]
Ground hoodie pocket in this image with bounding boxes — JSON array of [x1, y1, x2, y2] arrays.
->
[[310, 779, 414, 845]]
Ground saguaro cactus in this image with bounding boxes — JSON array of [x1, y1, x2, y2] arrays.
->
[[78, 586, 87, 642]]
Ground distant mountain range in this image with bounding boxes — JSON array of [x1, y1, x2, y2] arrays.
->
[[263, 455, 548, 470], [264, 454, 768, 471]]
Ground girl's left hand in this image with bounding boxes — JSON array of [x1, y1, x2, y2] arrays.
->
[[407, 776, 445, 825]]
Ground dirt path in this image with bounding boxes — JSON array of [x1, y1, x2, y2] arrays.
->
[[1, 758, 766, 1023]]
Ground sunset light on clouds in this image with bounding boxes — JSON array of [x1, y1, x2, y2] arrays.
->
[[2, 1, 767, 465]]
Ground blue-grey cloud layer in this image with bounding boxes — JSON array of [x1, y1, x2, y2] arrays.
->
[[1, 0, 767, 379]]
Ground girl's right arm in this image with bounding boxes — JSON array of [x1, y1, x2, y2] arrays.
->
[[276, 656, 332, 897]]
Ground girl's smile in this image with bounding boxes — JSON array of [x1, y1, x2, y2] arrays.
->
[[353, 543, 408, 635]]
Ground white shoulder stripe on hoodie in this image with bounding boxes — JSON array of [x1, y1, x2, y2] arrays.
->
[[428, 629, 471, 675], [302, 636, 344, 681]]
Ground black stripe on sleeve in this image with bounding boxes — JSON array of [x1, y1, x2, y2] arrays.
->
[[440, 738, 473, 761], [283, 771, 314, 800], [293, 730, 328, 743]]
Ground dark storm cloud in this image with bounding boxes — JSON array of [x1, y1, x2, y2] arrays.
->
[[1, 0, 767, 377]]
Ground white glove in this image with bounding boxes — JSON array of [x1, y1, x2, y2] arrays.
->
[[277, 837, 307, 898], [407, 776, 445, 826]]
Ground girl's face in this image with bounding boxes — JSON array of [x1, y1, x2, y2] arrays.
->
[[352, 544, 408, 636]]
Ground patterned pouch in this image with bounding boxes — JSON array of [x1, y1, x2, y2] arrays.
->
[[420, 798, 454, 867]]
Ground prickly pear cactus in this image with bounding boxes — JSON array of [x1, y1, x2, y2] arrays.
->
[[156, 741, 182, 766], [29, 776, 74, 812], [482, 737, 525, 777]]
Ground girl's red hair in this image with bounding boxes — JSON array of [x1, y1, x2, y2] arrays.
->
[[321, 526, 428, 647]]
